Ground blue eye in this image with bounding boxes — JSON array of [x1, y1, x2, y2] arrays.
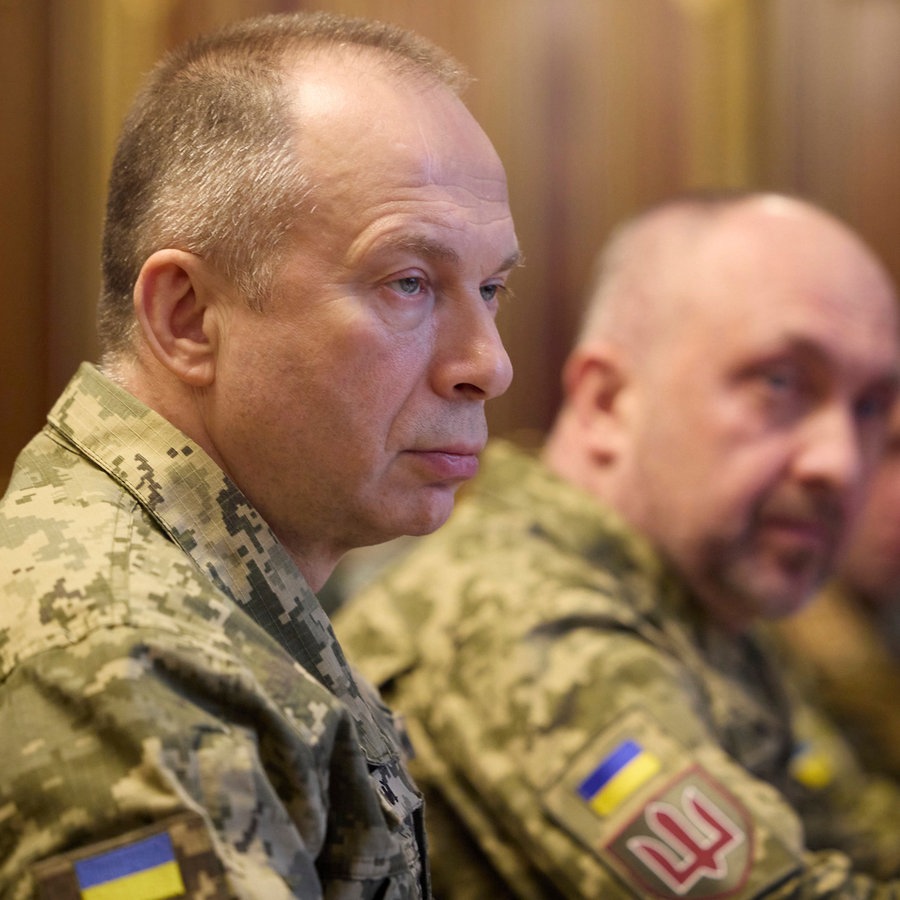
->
[[765, 369, 795, 391], [480, 283, 508, 304], [749, 364, 808, 421], [855, 390, 894, 421], [392, 276, 425, 296]]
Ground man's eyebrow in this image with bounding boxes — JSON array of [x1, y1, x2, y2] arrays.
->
[[498, 249, 524, 273], [788, 335, 900, 384], [753, 334, 900, 390], [377, 236, 523, 274], [380, 235, 461, 263]]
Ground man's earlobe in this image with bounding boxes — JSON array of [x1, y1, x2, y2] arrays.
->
[[134, 249, 218, 387]]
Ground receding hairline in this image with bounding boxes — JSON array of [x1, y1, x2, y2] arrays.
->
[[164, 11, 472, 95]]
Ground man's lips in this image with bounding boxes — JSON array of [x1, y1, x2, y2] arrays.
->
[[759, 516, 840, 553], [407, 446, 483, 481]]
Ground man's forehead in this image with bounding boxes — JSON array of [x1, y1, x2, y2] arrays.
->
[[368, 233, 521, 267], [286, 57, 500, 185], [680, 216, 898, 330], [287, 48, 446, 119]]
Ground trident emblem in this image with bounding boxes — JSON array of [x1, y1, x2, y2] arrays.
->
[[626, 784, 745, 894]]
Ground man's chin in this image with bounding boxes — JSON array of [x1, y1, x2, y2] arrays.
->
[[702, 557, 826, 629], [408, 507, 455, 537], [393, 492, 458, 539], [748, 567, 826, 621], [750, 538, 832, 607]]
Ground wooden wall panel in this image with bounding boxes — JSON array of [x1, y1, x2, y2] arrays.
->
[[0, 0, 49, 485], [758, 0, 900, 290], [845, 2, 900, 289]]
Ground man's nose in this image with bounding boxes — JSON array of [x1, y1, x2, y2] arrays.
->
[[793, 404, 863, 494], [435, 298, 513, 401]]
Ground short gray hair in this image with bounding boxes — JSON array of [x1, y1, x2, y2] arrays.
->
[[97, 11, 469, 360]]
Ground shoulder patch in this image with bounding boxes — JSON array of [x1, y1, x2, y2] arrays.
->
[[788, 740, 835, 790], [543, 709, 800, 898], [576, 738, 662, 816], [32, 812, 229, 899], [605, 765, 751, 897]]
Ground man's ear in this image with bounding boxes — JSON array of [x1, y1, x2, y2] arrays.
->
[[133, 249, 220, 387], [561, 342, 630, 460]]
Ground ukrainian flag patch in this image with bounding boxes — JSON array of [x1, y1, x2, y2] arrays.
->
[[74, 832, 184, 900], [577, 738, 661, 816], [789, 740, 834, 790]]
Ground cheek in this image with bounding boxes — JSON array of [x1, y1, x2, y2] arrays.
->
[[686, 398, 793, 496], [857, 490, 900, 542], [875, 464, 900, 505], [349, 331, 432, 403], [216, 323, 323, 431], [218, 315, 301, 388], [690, 451, 789, 545]]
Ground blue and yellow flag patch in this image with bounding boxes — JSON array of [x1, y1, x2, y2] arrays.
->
[[577, 738, 661, 816], [789, 740, 835, 790], [74, 831, 185, 900]]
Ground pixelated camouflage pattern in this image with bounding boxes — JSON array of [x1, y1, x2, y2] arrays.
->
[[335, 439, 900, 898], [32, 812, 228, 898], [0, 363, 428, 899]]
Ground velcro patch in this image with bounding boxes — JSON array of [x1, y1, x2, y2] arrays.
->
[[605, 765, 752, 897], [543, 708, 801, 897], [576, 738, 662, 816], [32, 812, 229, 899], [788, 740, 835, 790]]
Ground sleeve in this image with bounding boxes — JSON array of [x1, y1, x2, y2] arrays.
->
[[388, 596, 900, 899], [0, 624, 340, 900]]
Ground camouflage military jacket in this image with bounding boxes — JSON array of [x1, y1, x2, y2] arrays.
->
[[335, 440, 900, 899], [0, 364, 428, 900]]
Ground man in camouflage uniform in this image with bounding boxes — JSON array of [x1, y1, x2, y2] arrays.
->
[[0, 12, 518, 898], [336, 193, 900, 897]]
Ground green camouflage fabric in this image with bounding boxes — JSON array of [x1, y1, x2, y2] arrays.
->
[[0, 363, 428, 900], [335, 439, 900, 899]]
